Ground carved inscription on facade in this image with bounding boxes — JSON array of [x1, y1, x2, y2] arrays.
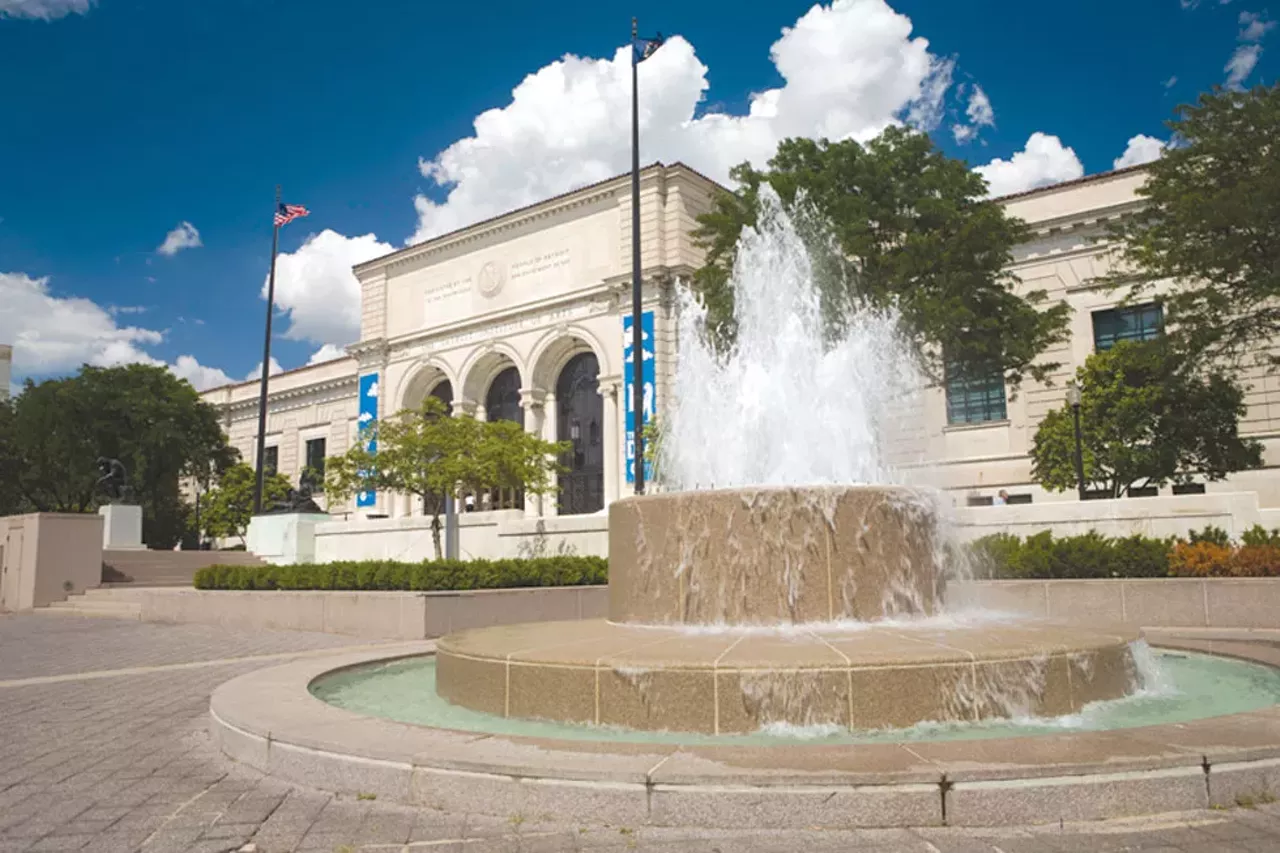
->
[[425, 277, 472, 304], [510, 248, 570, 282]]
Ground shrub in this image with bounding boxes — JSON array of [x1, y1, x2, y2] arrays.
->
[[1231, 545, 1280, 577], [1187, 525, 1232, 547], [193, 556, 608, 591], [969, 531, 1172, 580], [1168, 541, 1233, 577], [1242, 525, 1280, 548]]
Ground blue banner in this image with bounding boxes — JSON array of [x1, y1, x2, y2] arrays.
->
[[623, 310, 655, 485], [356, 373, 379, 508]]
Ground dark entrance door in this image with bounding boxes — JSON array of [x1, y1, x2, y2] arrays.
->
[[556, 352, 603, 515], [485, 367, 524, 510]]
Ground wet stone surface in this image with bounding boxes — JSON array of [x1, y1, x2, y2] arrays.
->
[[4, 611, 1280, 852]]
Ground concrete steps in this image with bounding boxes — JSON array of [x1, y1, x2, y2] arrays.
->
[[45, 592, 143, 620], [102, 549, 265, 587]]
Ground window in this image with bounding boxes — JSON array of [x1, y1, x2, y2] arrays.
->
[[1007, 493, 1033, 505], [946, 368, 1007, 425], [1128, 486, 1158, 498], [1092, 303, 1163, 351], [1173, 482, 1206, 496], [304, 438, 326, 491], [261, 446, 278, 477]]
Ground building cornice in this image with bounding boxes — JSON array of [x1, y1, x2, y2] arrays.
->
[[216, 375, 358, 417], [354, 163, 723, 280]]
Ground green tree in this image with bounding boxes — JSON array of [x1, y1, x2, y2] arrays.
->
[[691, 126, 1071, 389], [1030, 341, 1262, 498], [325, 396, 569, 559], [1101, 84, 1280, 372], [0, 364, 237, 546], [200, 462, 292, 547]]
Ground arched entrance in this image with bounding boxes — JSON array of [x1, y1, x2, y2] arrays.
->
[[556, 352, 603, 515], [485, 367, 523, 427], [484, 366, 524, 510], [429, 380, 454, 411]]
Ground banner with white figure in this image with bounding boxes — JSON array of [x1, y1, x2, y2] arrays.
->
[[356, 373, 379, 508], [623, 310, 656, 485]]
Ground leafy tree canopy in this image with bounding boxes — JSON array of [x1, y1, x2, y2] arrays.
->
[[1030, 341, 1262, 498], [691, 126, 1071, 389], [200, 462, 292, 547], [0, 364, 237, 546], [1101, 83, 1280, 372], [325, 396, 568, 559]]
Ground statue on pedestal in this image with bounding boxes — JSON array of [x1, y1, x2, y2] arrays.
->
[[95, 457, 132, 504], [263, 469, 326, 515]]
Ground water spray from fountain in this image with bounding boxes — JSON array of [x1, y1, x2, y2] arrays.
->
[[660, 186, 928, 492]]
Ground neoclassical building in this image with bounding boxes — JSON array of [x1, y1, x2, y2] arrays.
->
[[199, 161, 1280, 558]]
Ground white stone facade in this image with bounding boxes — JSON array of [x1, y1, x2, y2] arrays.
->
[[199, 161, 1280, 557]]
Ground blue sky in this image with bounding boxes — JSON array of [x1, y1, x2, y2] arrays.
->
[[0, 0, 1274, 392]]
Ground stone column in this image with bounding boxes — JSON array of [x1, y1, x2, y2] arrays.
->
[[520, 389, 547, 518], [542, 391, 558, 517], [600, 380, 621, 507]]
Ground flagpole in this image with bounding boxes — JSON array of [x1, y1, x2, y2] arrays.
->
[[252, 185, 281, 515], [630, 16, 646, 496]]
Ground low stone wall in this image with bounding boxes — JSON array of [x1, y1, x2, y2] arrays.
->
[[312, 511, 609, 563], [77, 577, 1280, 637], [956, 577, 1280, 630], [954, 491, 1280, 543], [91, 585, 607, 640]]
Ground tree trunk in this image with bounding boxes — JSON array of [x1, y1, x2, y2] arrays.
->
[[430, 514, 443, 561]]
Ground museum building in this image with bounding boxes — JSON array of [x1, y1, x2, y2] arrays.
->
[[198, 162, 1280, 561]]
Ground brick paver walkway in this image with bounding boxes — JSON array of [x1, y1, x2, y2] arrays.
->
[[4, 612, 1280, 852]]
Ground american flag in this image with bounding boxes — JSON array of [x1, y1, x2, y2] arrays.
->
[[274, 202, 309, 227]]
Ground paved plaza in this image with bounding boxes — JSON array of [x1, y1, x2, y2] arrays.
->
[[4, 614, 1280, 852]]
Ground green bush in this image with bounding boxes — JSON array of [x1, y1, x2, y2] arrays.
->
[[192, 556, 608, 591], [969, 531, 1174, 579], [1242, 525, 1280, 548], [1187, 525, 1232, 547]]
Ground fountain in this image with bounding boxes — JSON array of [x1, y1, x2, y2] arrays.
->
[[434, 189, 1141, 734]]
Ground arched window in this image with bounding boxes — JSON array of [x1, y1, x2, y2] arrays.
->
[[428, 380, 454, 412], [485, 367, 523, 427], [484, 366, 524, 510], [556, 352, 603, 515]]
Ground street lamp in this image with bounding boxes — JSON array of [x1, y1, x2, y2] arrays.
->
[[1067, 381, 1086, 501]]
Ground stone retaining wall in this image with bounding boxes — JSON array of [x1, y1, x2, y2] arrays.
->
[[78, 577, 1280, 638], [87, 585, 607, 640]]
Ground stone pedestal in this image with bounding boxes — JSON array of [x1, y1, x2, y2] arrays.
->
[[99, 504, 144, 551], [247, 513, 330, 565]]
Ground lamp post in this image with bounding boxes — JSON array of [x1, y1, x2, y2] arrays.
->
[[1067, 381, 1086, 501]]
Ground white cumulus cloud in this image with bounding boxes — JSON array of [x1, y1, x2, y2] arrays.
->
[[170, 355, 234, 391], [245, 358, 283, 382], [974, 132, 1084, 197], [1239, 10, 1276, 41], [409, 0, 956, 244], [0, 271, 164, 375], [266, 229, 393, 347], [1113, 134, 1166, 169], [0, 0, 92, 20], [952, 83, 994, 144], [157, 221, 202, 257], [308, 343, 347, 365], [1226, 43, 1262, 87], [0, 270, 239, 392]]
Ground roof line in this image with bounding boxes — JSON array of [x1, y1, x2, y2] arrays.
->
[[993, 163, 1149, 203], [356, 161, 725, 274]]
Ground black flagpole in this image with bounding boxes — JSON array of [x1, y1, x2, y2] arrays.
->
[[252, 185, 281, 514], [630, 16, 646, 495]]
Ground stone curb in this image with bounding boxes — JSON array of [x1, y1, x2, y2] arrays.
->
[[209, 641, 1280, 828]]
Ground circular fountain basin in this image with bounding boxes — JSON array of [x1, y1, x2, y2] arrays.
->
[[436, 618, 1139, 733], [435, 486, 1144, 732]]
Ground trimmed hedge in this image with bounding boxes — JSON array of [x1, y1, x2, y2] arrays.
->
[[972, 526, 1280, 579], [192, 556, 607, 591]]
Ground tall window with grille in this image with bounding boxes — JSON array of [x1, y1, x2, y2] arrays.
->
[[304, 437, 326, 492], [1092, 303, 1163, 351], [262, 445, 278, 477], [945, 366, 1008, 425]]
